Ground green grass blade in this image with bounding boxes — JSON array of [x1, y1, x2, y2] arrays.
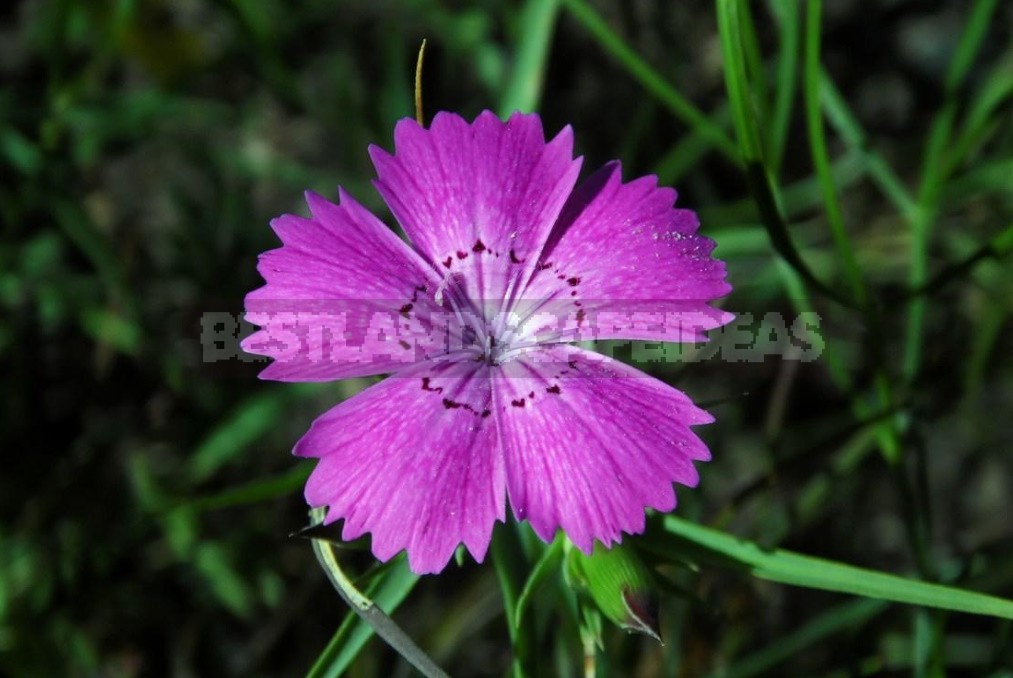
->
[[944, 0, 1001, 93], [903, 0, 1003, 382], [490, 522, 535, 676], [907, 223, 1013, 299], [820, 74, 918, 221], [306, 559, 421, 678], [653, 105, 731, 185], [562, 0, 739, 161], [189, 391, 288, 483], [803, 0, 868, 308], [768, 0, 801, 173], [308, 510, 445, 678], [738, 1, 771, 152], [944, 53, 1013, 177], [716, 0, 763, 161], [498, 0, 561, 116], [716, 0, 855, 309], [515, 535, 565, 630], [705, 599, 887, 678], [177, 464, 311, 514], [660, 516, 1013, 620]]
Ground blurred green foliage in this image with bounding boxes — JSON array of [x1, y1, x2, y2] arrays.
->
[[1, 0, 1012, 676]]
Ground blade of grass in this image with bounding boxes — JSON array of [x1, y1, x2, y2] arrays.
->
[[906, 223, 1013, 300], [944, 0, 1001, 93], [738, 1, 771, 155], [716, 0, 856, 310], [498, 0, 561, 116], [768, 0, 801, 174], [704, 599, 887, 678], [903, 0, 1002, 382], [658, 515, 1013, 620], [716, 0, 763, 160], [562, 0, 739, 161], [653, 105, 732, 185], [306, 557, 420, 678], [819, 74, 918, 222], [176, 464, 311, 514], [308, 509, 447, 678], [515, 535, 565, 630], [490, 522, 535, 677], [189, 391, 289, 483], [803, 0, 868, 309], [700, 148, 866, 226], [943, 53, 1013, 178]]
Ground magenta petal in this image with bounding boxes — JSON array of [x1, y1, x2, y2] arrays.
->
[[493, 345, 712, 553], [298, 360, 503, 574], [369, 111, 583, 307], [521, 162, 733, 343], [243, 190, 451, 380]]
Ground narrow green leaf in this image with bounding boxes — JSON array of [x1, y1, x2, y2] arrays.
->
[[803, 0, 868, 309], [768, 0, 801, 173], [177, 464, 311, 514], [498, 0, 561, 116], [654, 105, 731, 185], [705, 599, 887, 678], [562, 0, 739, 161], [716, 0, 856, 310], [189, 392, 287, 483], [716, 0, 763, 161], [514, 535, 565, 630], [659, 516, 1013, 620], [308, 510, 447, 678], [943, 0, 1001, 93], [905, 223, 1013, 300], [306, 559, 420, 678], [944, 54, 1013, 177], [904, 0, 1002, 382], [819, 74, 918, 221]]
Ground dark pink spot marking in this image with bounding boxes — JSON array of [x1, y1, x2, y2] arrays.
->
[[443, 256, 453, 268], [570, 290, 577, 296], [481, 409, 491, 418], [576, 309, 586, 325], [567, 276, 581, 286], [456, 250, 468, 259], [421, 377, 443, 393], [528, 391, 535, 399], [399, 303, 413, 317], [442, 398, 460, 409], [398, 340, 411, 350], [537, 261, 552, 271], [511, 398, 526, 408], [510, 249, 524, 264], [546, 385, 561, 395], [472, 239, 486, 253]]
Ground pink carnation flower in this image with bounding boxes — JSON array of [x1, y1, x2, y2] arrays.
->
[[243, 111, 732, 574]]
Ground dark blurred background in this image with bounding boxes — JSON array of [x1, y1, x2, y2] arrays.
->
[[1, 0, 1011, 676]]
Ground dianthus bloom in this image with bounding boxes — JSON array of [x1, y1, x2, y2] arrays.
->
[[243, 111, 732, 574]]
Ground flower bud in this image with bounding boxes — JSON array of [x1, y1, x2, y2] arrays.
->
[[566, 542, 661, 641]]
